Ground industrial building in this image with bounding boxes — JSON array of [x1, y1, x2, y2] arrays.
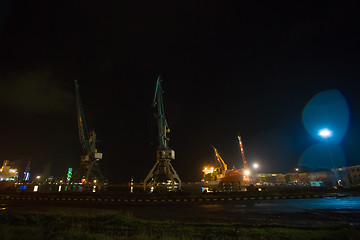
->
[[253, 165, 360, 187]]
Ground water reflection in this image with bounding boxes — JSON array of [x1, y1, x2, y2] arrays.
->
[[0, 203, 6, 211], [196, 197, 360, 215]]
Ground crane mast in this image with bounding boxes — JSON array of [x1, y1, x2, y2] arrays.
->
[[143, 76, 181, 192], [71, 80, 104, 191]]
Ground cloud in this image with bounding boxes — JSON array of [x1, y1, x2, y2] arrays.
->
[[0, 69, 73, 114]]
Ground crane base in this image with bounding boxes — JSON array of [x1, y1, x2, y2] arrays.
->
[[143, 158, 181, 193]]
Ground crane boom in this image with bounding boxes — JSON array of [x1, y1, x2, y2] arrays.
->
[[212, 146, 228, 176], [74, 80, 90, 153], [153, 76, 170, 150], [238, 135, 248, 169]]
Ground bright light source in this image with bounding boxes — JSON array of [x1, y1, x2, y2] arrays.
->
[[203, 166, 214, 174], [36, 176, 41, 179], [244, 170, 250, 176], [295, 168, 299, 172], [318, 128, 332, 138], [253, 163, 259, 169]]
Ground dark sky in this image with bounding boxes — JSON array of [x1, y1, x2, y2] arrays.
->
[[0, 1, 359, 182]]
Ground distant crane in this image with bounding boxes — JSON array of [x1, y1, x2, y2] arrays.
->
[[212, 146, 228, 178], [237, 135, 248, 170], [71, 80, 104, 191], [143, 76, 181, 192], [237, 134, 250, 185], [23, 161, 31, 181]]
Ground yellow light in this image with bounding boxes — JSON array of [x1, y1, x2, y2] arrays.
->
[[203, 166, 215, 174], [244, 170, 250, 176]]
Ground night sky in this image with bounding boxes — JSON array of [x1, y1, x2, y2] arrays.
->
[[0, 1, 359, 183]]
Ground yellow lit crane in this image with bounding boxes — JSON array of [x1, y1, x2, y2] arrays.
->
[[212, 146, 228, 178]]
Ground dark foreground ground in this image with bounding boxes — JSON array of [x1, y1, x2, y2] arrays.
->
[[0, 207, 359, 240], [1, 194, 360, 239]]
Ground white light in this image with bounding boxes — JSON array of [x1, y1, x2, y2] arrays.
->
[[318, 128, 332, 138], [253, 163, 259, 169], [36, 176, 41, 179], [244, 170, 250, 176]]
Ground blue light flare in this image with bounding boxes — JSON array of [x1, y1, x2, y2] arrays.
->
[[302, 89, 349, 143], [299, 143, 346, 171], [318, 128, 333, 139], [300, 89, 350, 170]]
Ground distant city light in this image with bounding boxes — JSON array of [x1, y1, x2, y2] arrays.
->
[[253, 163, 259, 169], [36, 175, 41, 179], [318, 128, 332, 139]]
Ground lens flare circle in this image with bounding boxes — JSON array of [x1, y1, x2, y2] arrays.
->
[[299, 143, 346, 171], [302, 89, 349, 143]]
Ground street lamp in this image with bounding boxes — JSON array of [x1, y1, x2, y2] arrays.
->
[[252, 163, 259, 185]]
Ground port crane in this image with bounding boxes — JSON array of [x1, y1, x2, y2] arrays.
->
[[71, 80, 104, 191], [202, 137, 250, 192], [23, 161, 31, 181], [143, 76, 181, 192], [212, 146, 228, 178]]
